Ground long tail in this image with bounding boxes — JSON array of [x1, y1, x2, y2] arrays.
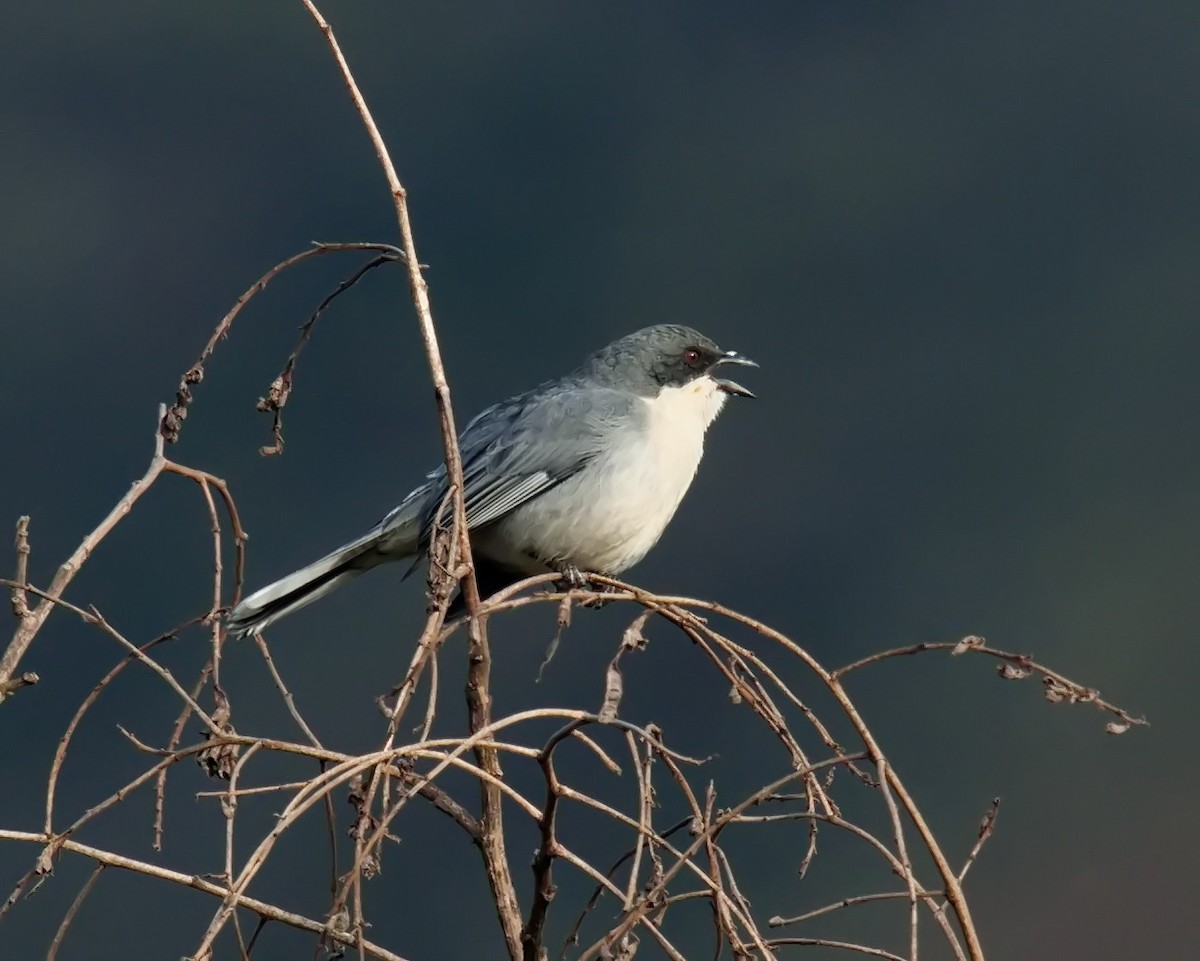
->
[[226, 530, 393, 638]]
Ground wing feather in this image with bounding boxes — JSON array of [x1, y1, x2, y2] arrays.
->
[[464, 470, 554, 529], [411, 383, 632, 544]]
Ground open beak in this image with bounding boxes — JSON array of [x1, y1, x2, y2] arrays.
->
[[711, 350, 758, 398]]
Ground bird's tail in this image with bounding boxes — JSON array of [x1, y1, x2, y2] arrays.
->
[[225, 530, 391, 638]]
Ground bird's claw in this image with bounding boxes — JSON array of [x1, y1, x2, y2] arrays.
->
[[579, 583, 619, 609], [555, 563, 591, 590], [554, 564, 619, 608]]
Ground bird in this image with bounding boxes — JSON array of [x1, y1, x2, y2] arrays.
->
[[225, 324, 757, 637]]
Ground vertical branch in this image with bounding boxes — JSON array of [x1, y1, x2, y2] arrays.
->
[[297, 0, 473, 560], [10, 516, 31, 620], [464, 609, 523, 959], [156, 658, 216, 850], [298, 4, 520, 956], [624, 731, 653, 910], [876, 759, 919, 961]]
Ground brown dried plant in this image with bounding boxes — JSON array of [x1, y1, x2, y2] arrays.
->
[[0, 5, 1146, 961]]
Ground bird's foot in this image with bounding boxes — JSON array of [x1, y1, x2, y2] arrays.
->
[[579, 583, 619, 609], [553, 563, 621, 608], [554, 563, 591, 591]]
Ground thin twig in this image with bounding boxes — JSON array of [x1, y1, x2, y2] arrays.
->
[[876, 758, 920, 961], [42, 623, 196, 835], [770, 889, 945, 927], [162, 458, 247, 606], [0, 830, 410, 961], [253, 632, 341, 892], [162, 240, 408, 445], [520, 718, 587, 959], [0, 407, 168, 701], [959, 797, 1000, 885], [45, 863, 105, 961], [256, 248, 404, 455], [937, 798, 1001, 919], [832, 636, 1147, 731], [765, 938, 907, 960], [557, 817, 693, 961], [10, 516, 31, 620], [155, 655, 215, 850]]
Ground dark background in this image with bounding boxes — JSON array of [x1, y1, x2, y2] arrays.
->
[[2, 2, 1197, 958]]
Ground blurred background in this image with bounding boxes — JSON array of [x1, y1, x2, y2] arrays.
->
[[2, 1, 1197, 958]]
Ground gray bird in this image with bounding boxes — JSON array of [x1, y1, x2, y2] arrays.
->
[[225, 324, 756, 637]]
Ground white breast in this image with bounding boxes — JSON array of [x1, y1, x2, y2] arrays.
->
[[481, 377, 729, 575]]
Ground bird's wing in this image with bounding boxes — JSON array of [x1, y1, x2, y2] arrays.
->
[[415, 382, 634, 540]]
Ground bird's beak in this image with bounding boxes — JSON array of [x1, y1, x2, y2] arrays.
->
[[711, 351, 758, 398]]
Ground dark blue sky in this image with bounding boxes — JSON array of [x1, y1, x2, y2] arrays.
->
[[2, 2, 1197, 959]]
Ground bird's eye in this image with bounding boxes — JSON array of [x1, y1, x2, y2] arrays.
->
[[682, 347, 703, 368]]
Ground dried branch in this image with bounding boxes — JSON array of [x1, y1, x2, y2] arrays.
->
[[10, 515, 31, 620], [156, 654, 217, 850], [45, 863, 105, 961], [832, 635, 1147, 733], [766, 937, 908, 960], [770, 889, 944, 928], [0, 408, 168, 702], [296, 4, 520, 956], [162, 240, 409, 445], [256, 247, 404, 455], [42, 623, 194, 835], [876, 758, 920, 961], [0, 829, 410, 961]]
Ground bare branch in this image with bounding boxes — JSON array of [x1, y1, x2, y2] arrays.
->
[[0, 829, 410, 961], [0, 407, 168, 701], [296, 5, 521, 956], [162, 240, 407, 446], [832, 635, 1147, 732], [46, 863, 105, 961], [10, 515, 31, 621], [256, 248, 404, 456]]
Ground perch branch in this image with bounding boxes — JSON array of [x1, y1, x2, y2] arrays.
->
[[298, 3, 519, 956]]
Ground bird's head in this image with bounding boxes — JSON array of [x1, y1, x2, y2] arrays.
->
[[580, 325, 758, 404]]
